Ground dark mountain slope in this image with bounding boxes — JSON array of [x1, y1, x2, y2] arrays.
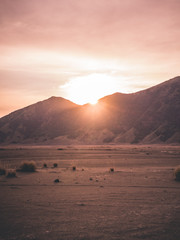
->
[[0, 76, 180, 144], [0, 97, 80, 143], [100, 76, 180, 143]]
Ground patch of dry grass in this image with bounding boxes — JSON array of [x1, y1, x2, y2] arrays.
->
[[6, 170, 16, 178], [53, 163, 58, 168], [18, 161, 36, 172], [174, 166, 180, 181], [0, 167, 6, 175]]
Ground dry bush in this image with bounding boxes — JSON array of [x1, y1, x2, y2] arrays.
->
[[72, 166, 76, 171], [54, 178, 60, 183], [18, 161, 36, 172], [174, 166, 180, 181], [6, 170, 16, 178], [0, 167, 6, 175], [43, 163, 47, 168]]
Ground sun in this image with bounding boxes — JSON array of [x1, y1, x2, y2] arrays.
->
[[89, 99, 98, 105], [61, 73, 118, 105]]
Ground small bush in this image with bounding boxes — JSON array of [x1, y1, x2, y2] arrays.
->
[[0, 167, 6, 175], [174, 166, 180, 181], [53, 163, 58, 168], [43, 163, 47, 168], [18, 161, 36, 172], [72, 166, 76, 171], [6, 170, 16, 178], [54, 178, 60, 183], [110, 168, 114, 172]]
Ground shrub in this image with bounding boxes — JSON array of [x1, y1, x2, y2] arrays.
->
[[174, 166, 180, 181], [6, 170, 16, 178], [53, 163, 58, 168], [72, 166, 76, 171], [110, 168, 114, 172], [43, 163, 47, 168], [0, 167, 6, 175], [54, 178, 60, 183], [18, 161, 36, 172]]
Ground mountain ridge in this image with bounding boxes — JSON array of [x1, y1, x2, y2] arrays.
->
[[0, 76, 180, 144]]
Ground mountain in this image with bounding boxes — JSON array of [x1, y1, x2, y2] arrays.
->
[[0, 97, 80, 144], [0, 76, 180, 144], [99, 77, 180, 144]]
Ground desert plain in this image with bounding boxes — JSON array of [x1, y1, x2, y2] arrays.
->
[[0, 145, 180, 240]]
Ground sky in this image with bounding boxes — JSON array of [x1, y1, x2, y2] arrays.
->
[[0, 0, 180, 117]]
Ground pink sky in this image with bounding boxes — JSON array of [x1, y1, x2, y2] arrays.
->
[[0, 0, 180, 117]]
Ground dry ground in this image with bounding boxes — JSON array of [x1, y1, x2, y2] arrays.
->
[[0, 145, 180, 240]]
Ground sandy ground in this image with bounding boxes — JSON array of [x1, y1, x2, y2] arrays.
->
[[0, 145, 180, 240]]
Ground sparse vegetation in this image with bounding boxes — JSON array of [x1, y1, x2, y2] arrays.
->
[[18, 161, 36, 172], [72, 166, 76, 171], [6, 170, 16, 178], [174, 166, 180, 181], [54, 178, 60, 183], [110, 168, 114, 172], [53, 163, 58, 168], [43, 163, 47, 168], [0, 167, 6, 175]]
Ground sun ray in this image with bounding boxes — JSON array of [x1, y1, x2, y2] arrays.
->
[[60, 73, 118, 105]]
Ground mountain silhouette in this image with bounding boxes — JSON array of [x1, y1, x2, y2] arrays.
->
[[0, 76, 180, 144]]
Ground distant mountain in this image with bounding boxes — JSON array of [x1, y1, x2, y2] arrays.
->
[[0, 76, 180, 144]]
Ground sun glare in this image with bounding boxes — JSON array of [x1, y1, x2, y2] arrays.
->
[[61, 73, 118, 105], [90, 99, 98, 105]]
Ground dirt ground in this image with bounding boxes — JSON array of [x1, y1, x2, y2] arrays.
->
[[0, 145, 180, 240]]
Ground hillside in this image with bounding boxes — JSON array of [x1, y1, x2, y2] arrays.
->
[[0, 77, 180, 144]]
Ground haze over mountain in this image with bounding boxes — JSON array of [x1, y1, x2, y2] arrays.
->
[[0, 77, 180, 145]]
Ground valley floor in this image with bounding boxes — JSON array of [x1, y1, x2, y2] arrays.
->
[[0, 145, 180, 240]]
